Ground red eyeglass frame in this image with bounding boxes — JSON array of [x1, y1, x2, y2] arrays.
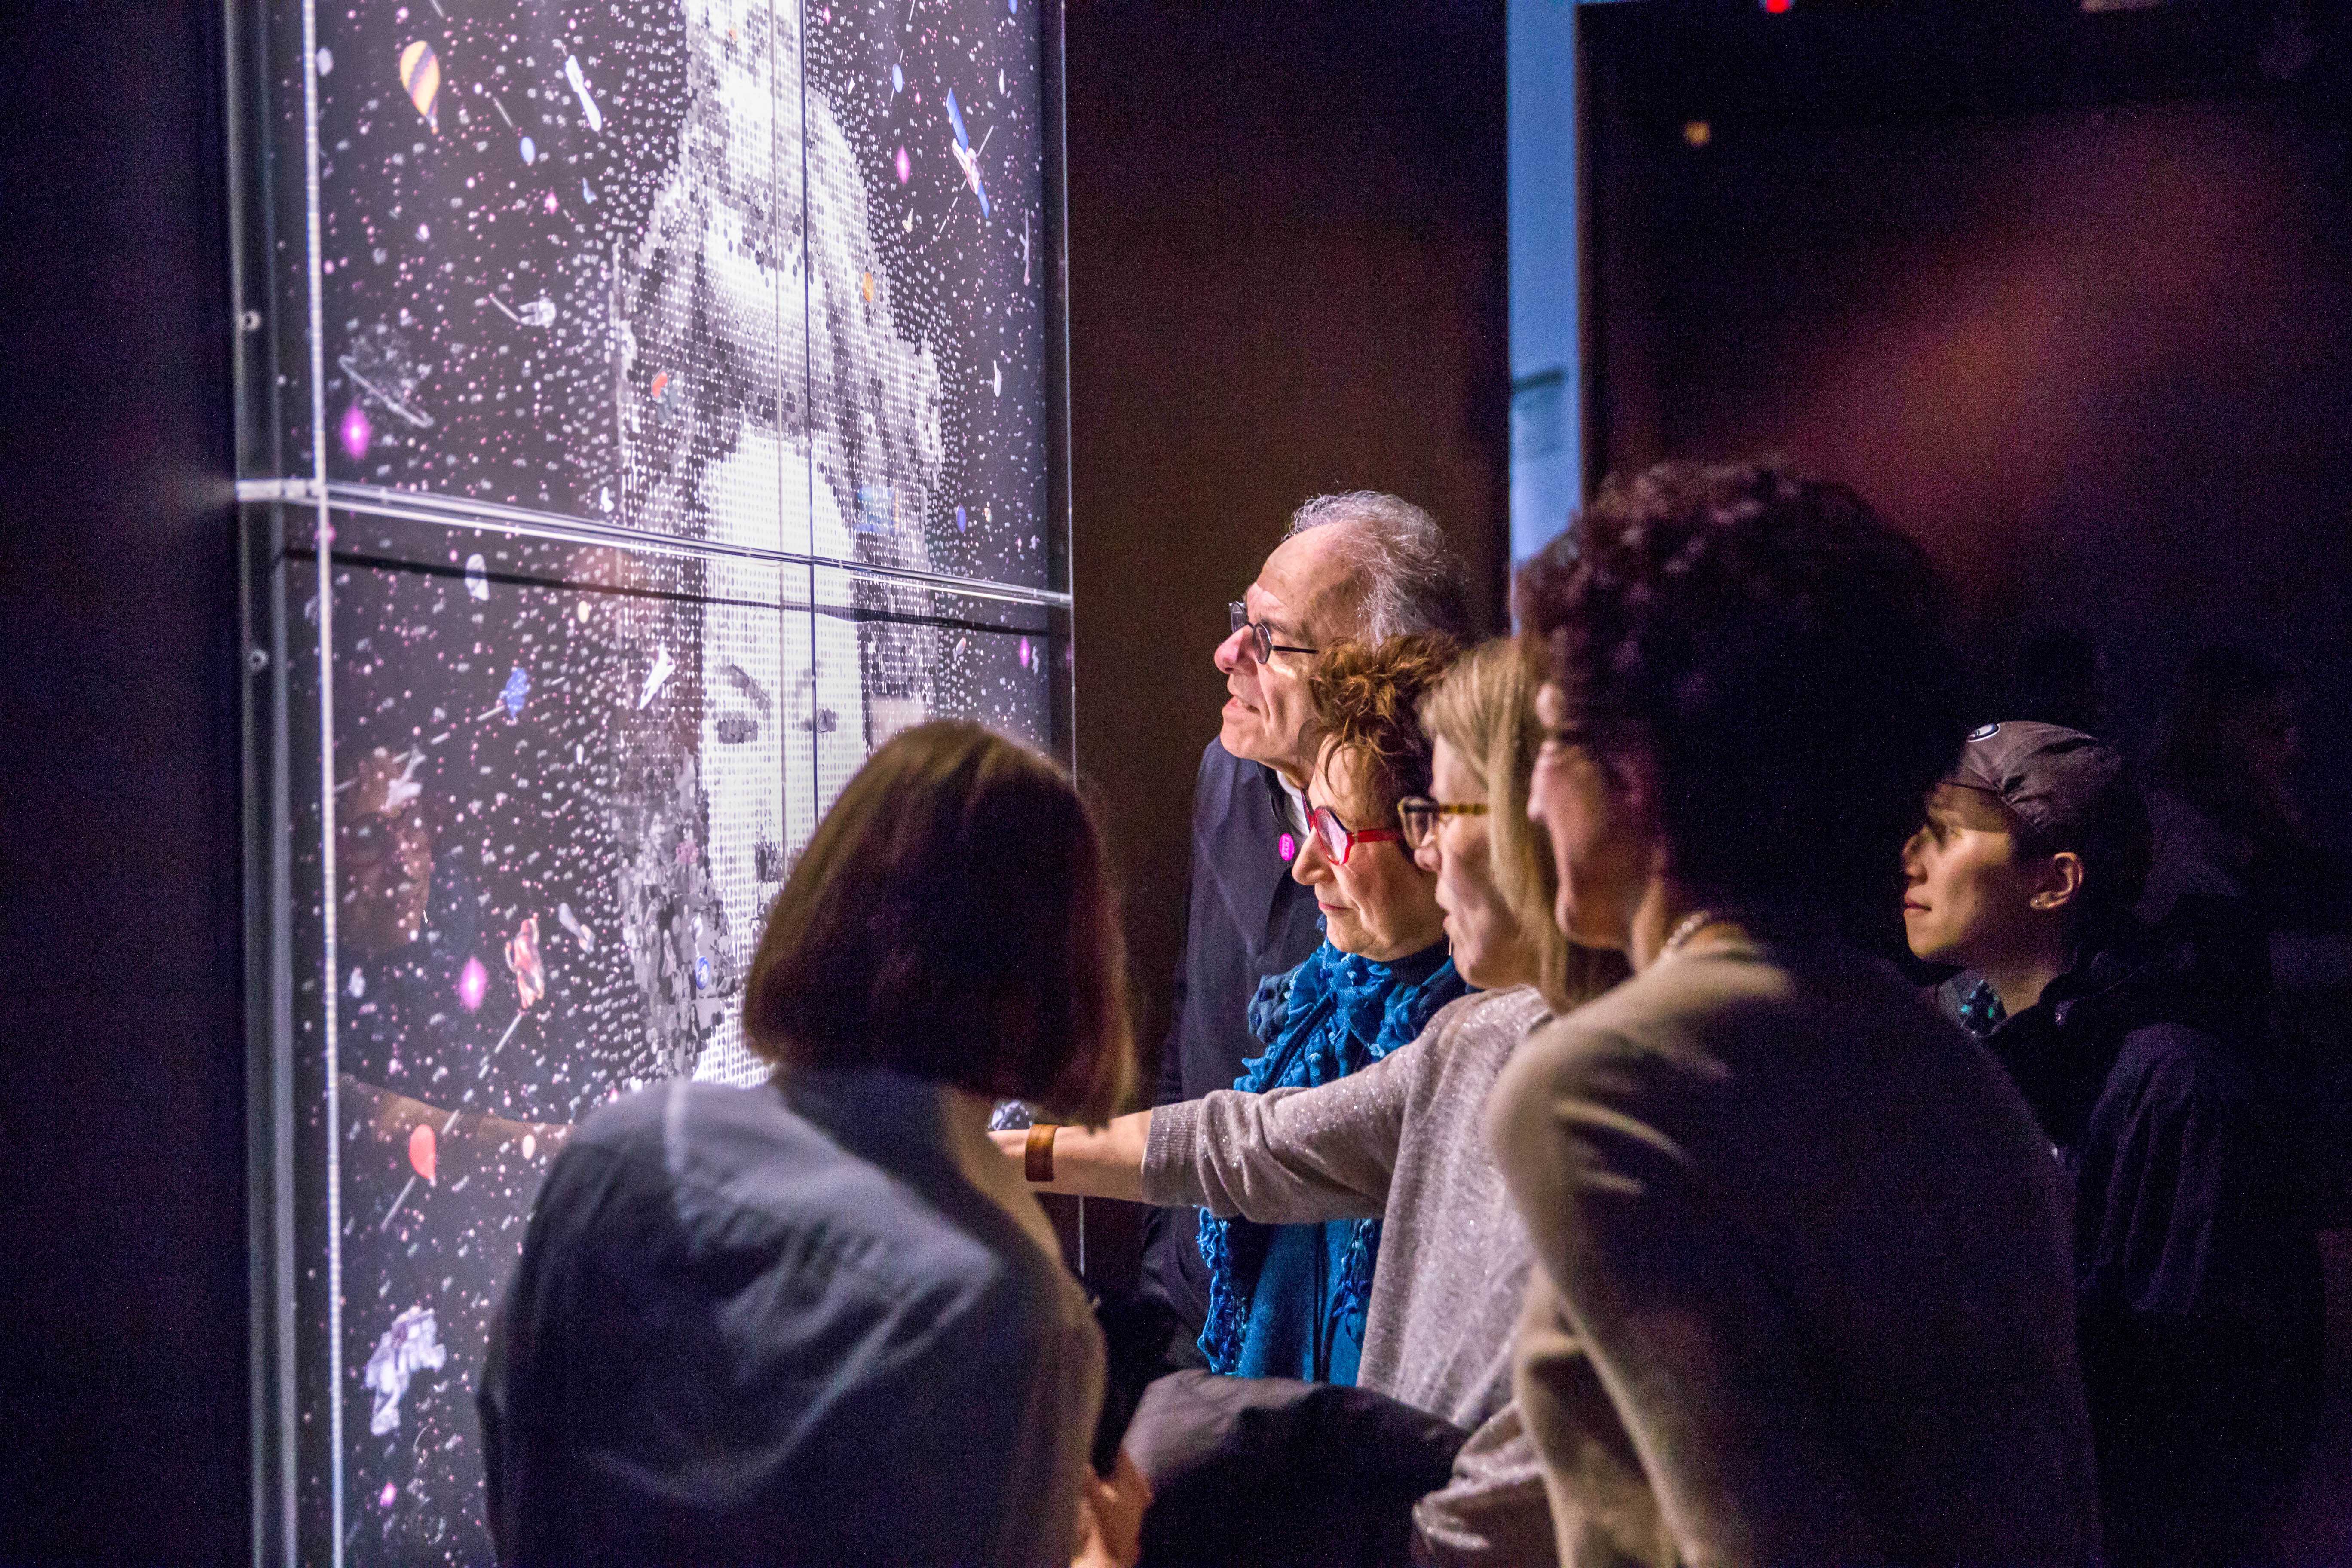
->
[[1305, 804, 1403, 866]]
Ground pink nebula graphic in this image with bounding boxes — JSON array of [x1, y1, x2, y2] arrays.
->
[[456, 955, 489, 1012]]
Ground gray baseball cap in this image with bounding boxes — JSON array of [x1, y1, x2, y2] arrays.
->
[[1944, 721, 2126, 837]]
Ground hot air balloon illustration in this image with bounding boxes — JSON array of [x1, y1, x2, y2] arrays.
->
[[399, 41, 441, 132]]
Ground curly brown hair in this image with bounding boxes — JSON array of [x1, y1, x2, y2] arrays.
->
[[1516, 460, 1967, 926], [1307, 633, 1465, 820]]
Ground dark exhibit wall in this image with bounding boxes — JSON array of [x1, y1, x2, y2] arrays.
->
[[0, 3, 249, 1564], [1064, 1, 1511, 1107], [1584, 7, 2352, 842]]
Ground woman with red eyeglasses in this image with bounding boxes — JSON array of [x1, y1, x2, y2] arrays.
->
[[1191, 632, 1468, 1388], [1043, 633, 1466, 1388]]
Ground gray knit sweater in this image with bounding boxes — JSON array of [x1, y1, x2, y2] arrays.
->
[[1144, 986, 1557, 1566]]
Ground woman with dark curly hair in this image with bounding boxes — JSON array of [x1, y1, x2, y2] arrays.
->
[[1488, 462, 2101, 1566]]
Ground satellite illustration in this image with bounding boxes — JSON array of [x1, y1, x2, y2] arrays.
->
[[249, 0, 1066, 1559]]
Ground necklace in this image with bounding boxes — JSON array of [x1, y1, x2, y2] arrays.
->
[[1657, 908, 1720, 963]]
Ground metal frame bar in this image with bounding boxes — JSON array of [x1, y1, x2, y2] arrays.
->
[[235, 478, 1074, 611]]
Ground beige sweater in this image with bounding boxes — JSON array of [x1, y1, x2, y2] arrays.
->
[[1487, 936, 2098, 1568]]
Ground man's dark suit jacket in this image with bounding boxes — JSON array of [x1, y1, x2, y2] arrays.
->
[[1141, 739, 1327, 1338]]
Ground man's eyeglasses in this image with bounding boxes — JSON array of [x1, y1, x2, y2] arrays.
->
[[1394, 796, 1488, 851], [1228, 603, 1318, 663], [1307, 804, 1402, 866]]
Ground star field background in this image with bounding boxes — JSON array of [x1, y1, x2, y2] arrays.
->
[[253, 0, 1068, 1559], [284, 0, 1054, 587]]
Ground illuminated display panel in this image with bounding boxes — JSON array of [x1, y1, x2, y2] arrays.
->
[[235, 2, 1069, 1561]]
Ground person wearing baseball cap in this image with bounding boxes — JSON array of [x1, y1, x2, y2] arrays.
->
[[1902, 721, 2323, 1568]]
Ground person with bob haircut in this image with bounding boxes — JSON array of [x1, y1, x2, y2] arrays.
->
[[1008, 639, 1626, 1565], [480, 720, 1146, 1568], [1488, 461, 2099, 1566]]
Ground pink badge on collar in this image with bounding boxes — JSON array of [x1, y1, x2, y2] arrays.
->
[[1278, 832, 1297, 862]]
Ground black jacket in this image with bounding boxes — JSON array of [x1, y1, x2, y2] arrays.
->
[[1140, 741, 1327, 1338], [1961, 910, 2323, 1568]]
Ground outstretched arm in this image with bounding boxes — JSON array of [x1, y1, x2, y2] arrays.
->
[[995, 1020, 1426, 1221], [991, 1112, 1153, 1203]]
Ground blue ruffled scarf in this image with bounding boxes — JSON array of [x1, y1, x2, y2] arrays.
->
[[1196, 940, 1465, 1381]]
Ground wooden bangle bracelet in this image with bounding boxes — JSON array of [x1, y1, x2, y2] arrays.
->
[[1024, 1122, 1057, 1183]]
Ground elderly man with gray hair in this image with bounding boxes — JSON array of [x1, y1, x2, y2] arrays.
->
[[1124, 490, 1472, 1375]]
